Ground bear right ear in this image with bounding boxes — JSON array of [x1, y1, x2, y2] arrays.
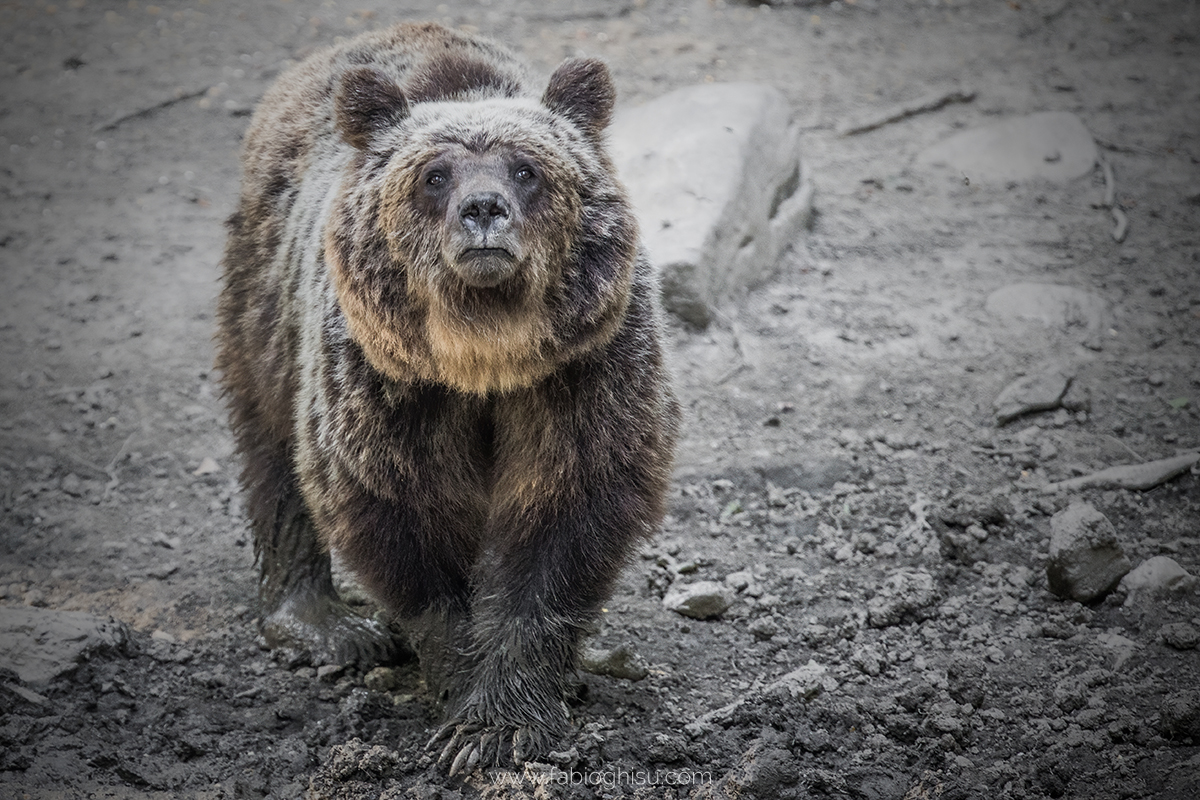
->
[[336, 67, 410, 150], [542, 58, 615, 139]]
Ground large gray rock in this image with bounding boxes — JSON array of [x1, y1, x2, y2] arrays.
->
[[1046, 502, 1131, 602], [1119, 556, 1198, 606], [0, 606, 131, 685], [915, 111, 1097, 183], [609, 83, 813, 327]]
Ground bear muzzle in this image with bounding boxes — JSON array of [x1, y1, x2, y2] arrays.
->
[[448, 191, 524, 288]]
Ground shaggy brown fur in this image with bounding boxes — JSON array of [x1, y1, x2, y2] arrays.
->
[[216, 22, 679, 770]]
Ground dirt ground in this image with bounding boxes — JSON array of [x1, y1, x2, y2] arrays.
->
[[2, 0, 1199, 797]]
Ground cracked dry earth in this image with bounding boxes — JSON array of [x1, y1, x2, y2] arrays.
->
[[2, 0, 1199, 798]]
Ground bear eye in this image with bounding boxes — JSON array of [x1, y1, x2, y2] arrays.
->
[[425, 170, 447, 188], [514, 165, 536, 182]]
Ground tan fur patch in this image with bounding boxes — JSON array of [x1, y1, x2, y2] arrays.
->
[[426, 301, 554, 395]]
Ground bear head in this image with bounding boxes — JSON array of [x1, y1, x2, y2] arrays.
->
[[325, 58, 639, 396]]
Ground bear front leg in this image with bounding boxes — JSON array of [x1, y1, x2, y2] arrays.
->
[[430, 481, 665, 773]]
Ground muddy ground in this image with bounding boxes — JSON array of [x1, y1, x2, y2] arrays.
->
[[2, 0, 1199, 797]]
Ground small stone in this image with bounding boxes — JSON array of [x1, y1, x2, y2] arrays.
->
[[771, 660, 834, 700], [60, 473, 84, 497], [724, 569, 753, 591], [992, 366, 1074, 425], [363, 666, 398, 692], [664, 580, 735, 620], [850, 646, 886, 677], [748, 617, 779, 641], [1046, 502, 1131, 602], [1160, 691, 1200, 739], [147, 562, 180, 580], [867, 569, 939, 628], [192, 456, 220, 476], [317, 664, 345, 682], [1161, 623, 1200, 651], [579, 643, 649, 681]]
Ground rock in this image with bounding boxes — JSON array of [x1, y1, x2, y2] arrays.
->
[[316, 663, 345, 682], [609, 83, 813, 327], [664, 580, 735, 620], [1161, 623, 1200, 651], [915, 111, 1097, 183], [363, 666, 398, 692], [579, 643, 650, 681], [0, 607, 131, 685], [985, 282, 1110, 349], [850, 645, 886, 677], [1046, 502, 1131, 602], [867, 569, 939, 628], [1160, 691, 1200, 739], [1119, 556, 1198, 605], [993, 366, 1074, 425], [748, 616, 779, 641], [770, 660, 836, 701]]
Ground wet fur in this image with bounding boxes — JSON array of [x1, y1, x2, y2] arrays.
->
[[216, 22, 679, 763]]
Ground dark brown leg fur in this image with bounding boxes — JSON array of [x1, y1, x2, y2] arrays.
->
[[218, 222, 406, 668]]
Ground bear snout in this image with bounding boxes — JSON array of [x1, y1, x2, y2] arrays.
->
[[458, 191, 511, 236]]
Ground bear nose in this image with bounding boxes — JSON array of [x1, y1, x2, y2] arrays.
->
[[458, 191, 510, 234]]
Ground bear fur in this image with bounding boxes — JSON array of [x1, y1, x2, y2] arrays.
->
[[215, 22, 679, 770]]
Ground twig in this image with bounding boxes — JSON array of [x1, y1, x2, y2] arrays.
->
[[970, 445, 1033, 457], [837, 87, 976, 137], [103, 433, 136, 500], [1042, 451, 1199, 493], [1096, 155, 1129, 243], [93, 85, 212, 133]]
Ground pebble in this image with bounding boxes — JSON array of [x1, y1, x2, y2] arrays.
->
[[850, 645, 886, 677], [867, 569, 939, 628], [363, 666, 398, 692], [579, 643, 650, 681], [1045, 502, 1131, 602], [317, 664, 345, 683], [663, 580, 734, 620]]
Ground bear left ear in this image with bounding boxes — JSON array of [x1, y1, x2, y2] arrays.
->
[[336, 67, 410, 150], [542, 58, 615, 139]]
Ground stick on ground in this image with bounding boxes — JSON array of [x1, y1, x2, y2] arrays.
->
[[837, 87, 976, 137]]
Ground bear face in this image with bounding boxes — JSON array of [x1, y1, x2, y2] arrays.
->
[[325, 62, 636, 396]]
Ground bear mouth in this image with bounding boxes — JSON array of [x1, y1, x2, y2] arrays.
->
[[454, 248, 518, 288]]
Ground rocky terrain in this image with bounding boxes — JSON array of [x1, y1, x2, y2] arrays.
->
[[1, 0, 1199, 798]]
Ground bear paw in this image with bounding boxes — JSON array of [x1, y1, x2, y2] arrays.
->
[[427, 717, 559, 776], [261, 590, 405, 668]]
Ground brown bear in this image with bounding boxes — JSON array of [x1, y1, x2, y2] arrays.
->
[[215, 22, 679, 772]]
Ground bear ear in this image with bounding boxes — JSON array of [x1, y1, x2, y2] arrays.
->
[[336, 67, 410, 150], [542, 58, 615, 139]]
